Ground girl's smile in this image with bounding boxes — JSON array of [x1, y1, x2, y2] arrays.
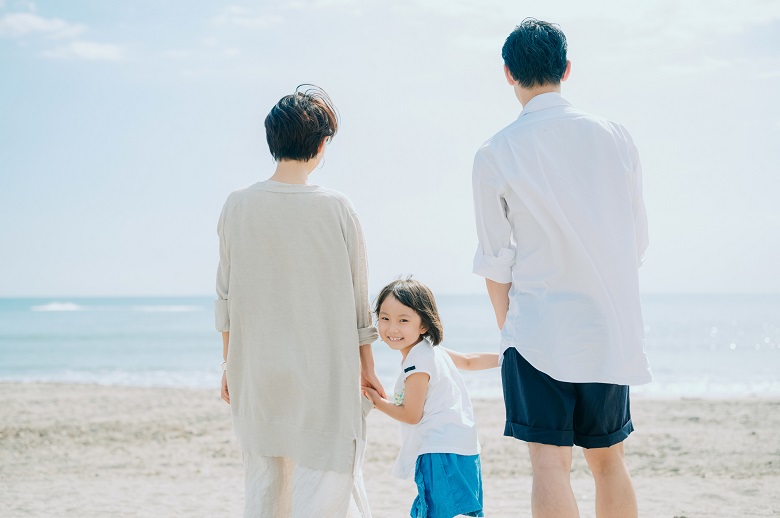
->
[[378, 295, 428, 359]]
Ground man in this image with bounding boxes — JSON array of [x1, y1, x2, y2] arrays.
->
[[471, 19, 651, 518]]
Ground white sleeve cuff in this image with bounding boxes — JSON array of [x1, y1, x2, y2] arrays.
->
[[214, 299, 230, 332], [472, 247, 515, 284]]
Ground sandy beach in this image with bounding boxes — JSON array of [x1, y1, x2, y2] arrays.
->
[[1, 383, 778, 517]]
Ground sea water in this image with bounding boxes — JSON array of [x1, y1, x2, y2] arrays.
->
[[0, 294, 778, 398]]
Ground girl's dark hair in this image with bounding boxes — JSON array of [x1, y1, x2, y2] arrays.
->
[[264, 84, 339, 162], [502, 18, 568, 89], [374, 278, 444, 346]]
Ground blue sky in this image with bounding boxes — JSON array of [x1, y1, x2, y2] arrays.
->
[[1, 0, 779, 296]]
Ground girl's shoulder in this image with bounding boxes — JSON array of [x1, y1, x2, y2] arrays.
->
[[402, 340, 437, 378]]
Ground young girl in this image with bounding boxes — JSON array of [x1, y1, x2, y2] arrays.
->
[[362, 278, 499, 518]]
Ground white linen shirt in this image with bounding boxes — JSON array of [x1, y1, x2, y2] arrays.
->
[[472, 92, 651, 385]]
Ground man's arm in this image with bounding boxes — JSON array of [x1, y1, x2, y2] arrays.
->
[[486, 279, 511, 330], [471, 149, 515, 314]]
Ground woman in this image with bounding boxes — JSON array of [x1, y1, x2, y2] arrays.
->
[[215, 85, 384, 517]]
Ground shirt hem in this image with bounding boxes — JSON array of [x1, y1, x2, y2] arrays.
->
[[501, 344, 653, 386]]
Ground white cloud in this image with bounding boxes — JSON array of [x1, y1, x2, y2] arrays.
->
[[284, 0, 365, 15], [214, 5, 283, 28], [1, 9, 127, 63], [41, 41, 123, 61], [0, 12, 84, 38], [203, 36, 219, 47]]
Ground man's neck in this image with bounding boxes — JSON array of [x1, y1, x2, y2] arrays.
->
[[515, 83, 561, 107]]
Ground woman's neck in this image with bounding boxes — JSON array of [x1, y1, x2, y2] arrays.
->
[[269, 158, 318, 185]]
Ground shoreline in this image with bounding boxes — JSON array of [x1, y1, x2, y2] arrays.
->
[[4, 378, 780, 401], [2, 383, 779, 517]]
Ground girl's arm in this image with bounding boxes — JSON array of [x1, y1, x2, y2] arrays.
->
[[443, 348, 499, 371], [363, 372, 429, 425]]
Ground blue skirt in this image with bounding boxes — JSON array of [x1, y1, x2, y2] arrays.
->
[[410, 453, 484, 518]]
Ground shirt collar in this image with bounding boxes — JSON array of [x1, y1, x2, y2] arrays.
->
[[519, 92, 571, 118]]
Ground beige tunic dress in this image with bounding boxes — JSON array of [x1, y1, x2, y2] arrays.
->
[[215, 180, 377, 476]]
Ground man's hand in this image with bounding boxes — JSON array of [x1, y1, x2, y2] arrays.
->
[[221, 371, 230, 404]]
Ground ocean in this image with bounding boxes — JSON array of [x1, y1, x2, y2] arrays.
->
[[0, 294, 778, 398]]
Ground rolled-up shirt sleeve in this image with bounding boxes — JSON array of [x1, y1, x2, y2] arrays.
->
[[346, 210, 379, 346], [472, 148, 516, 283], [214, 197, 231, 332]]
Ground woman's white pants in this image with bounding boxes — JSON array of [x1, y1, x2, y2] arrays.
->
[[243, 454, 371, 518]]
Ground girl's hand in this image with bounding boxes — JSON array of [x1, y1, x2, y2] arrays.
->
[[221, 371, 230, 404], [361, 369, 387, 399], [362, 385, 382, 405]]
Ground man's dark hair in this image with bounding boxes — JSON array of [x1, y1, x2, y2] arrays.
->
[[264, 84, 339, 162], [374, 277, 444, 346], [502, 18, 568, 89]]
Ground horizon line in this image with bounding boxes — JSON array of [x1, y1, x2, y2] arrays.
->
[[2, 291, 780, 299]]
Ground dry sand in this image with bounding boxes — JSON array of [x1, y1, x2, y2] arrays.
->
[[1, 383, 779, 517]]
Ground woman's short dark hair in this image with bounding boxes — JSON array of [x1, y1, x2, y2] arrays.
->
[[374, 278, 444, 346], [264, 84, 339, 162], [502, 18, 568, 89]]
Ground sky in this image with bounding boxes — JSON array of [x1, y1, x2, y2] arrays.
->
[[1, 0, 779, 297]]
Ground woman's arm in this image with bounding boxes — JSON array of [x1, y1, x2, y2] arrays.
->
[[221, 331, 230, 404], [360, 344, 386, 399], [216, 198, 232, 405], [363, 372, 429, 425], [443, 348, 499, 371], [346, 209, 386, 397]]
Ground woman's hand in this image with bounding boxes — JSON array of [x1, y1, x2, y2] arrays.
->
[[221, 371, 230, 404], [362, 385, 382, 405], [361, 369, 387, 399]]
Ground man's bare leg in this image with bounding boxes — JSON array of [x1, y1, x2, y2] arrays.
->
[[528, 443, 580, 518], [582, 443, 638, 518]]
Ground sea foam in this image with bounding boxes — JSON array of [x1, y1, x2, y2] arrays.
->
[[131, 305, 204, 312], [31, 302, 85, 312]]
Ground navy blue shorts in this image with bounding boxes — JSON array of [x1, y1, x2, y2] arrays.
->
[[501, 347, 634, 448]]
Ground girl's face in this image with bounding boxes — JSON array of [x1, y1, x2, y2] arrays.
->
[[378, 295, 428, 357]]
